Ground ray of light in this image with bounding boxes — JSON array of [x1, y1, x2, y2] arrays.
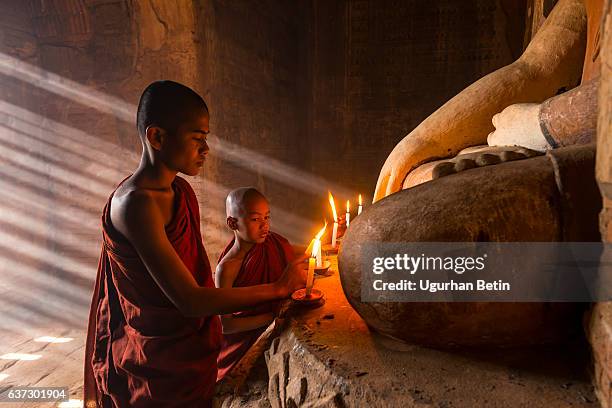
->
[[0, 353, 42, 361], [58, 399, 83, 408], [0, 132, 115, 197], [208, 137, 356, 198], [0, 198, 100, 249], [0, 147, 108, 202], [1, 56, 352, 199], [0, 123, 119, 189], [33, 336, 74, 343], [0, 313, 79, 337], [0, 179, 102, 230], [0, 228, 94, 279], [0, 254, 91, 304], [0, 100, 138, 170], [0, 286, 87, 325], [0, 52, 134, 122]]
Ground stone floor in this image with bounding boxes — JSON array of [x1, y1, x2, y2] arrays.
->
[[0, 328, 84, 407]]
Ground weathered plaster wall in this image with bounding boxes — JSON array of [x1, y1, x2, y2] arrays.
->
[[590, 0, 612, 406], [308, 0, 527, 204], [193, 0, 313, 260]]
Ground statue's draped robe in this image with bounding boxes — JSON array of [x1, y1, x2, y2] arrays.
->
[[216, 232, 294, 381], [84, 176, 222, 407]]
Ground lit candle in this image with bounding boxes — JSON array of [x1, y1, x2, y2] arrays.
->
[[314, 221, 327, 267], [306, 239, 319, 296], [328, 192, 339, 248], [358, 194, 363, 215], [346, 200, 351, 227]]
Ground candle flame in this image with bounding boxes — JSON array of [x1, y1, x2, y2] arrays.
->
[[346, 200, 350, 212], [359, 194, 362, 206], [312, 239, 321, 258], [328, 192, 338, 222], [315, 221, 327, 240]]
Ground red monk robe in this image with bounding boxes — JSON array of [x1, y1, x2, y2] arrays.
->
[[216, 232, 295, 381], [84, 176, 222, 408]]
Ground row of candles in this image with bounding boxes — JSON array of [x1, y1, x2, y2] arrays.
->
[[304, 192, 364, 296], [330, 192, 363, 248]]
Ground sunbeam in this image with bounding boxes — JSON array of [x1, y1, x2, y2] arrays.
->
[[0, 353, 42, 361], [0, 52, 134, 122], [34, 336, 74, 344], [207, 136, 356, 198]]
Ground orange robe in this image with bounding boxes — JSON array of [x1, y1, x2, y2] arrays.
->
[[216, 232, 294, 381], [83, 176, 222, 407]]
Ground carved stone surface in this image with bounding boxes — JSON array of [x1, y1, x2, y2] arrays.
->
[[223, 256, 597, 407], [588, 1, 612, 407], [340, 144, 601, 347]]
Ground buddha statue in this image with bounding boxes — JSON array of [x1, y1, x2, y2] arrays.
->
[[339, 0, 604, 347]]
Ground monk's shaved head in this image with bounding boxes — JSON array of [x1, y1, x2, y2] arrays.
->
[[136, 80, 209, 140], [226, 187, 267, 218]]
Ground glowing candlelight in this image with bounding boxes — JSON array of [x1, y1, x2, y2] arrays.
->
[[314, 221, 326, 267], [358, 194, 363, 215], [306, 239, 320, 296], [346, 200, 351, 227], [328, 192, 339, 248]]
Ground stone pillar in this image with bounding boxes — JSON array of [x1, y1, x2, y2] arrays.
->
[[589, 0, 612, 406]]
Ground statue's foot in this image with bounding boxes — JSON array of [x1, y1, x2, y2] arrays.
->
[[403, 145, 542, 189]]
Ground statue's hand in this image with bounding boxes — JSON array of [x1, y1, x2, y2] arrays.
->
[[487, 103, 550, 152], [373, 143, 410, 202]]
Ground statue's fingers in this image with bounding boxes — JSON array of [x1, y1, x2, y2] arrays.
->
[[491, 112, 500, 128], [385, 170, 401, 197], [373, 172, 390, 203], [487, 131, 496, 146]]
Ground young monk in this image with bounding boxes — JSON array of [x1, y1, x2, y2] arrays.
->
[[83, 80, 307, 408], [215, 188, 296, 381]]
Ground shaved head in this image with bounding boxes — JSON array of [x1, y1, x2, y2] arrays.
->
[[226, 187, 267, 218], [136, 80, 208, 140]]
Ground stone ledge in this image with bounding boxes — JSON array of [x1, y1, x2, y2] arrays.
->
[[217, 255, 599, 407]]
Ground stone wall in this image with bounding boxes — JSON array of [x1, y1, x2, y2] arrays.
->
[[590, 0, 612, 406], [309, 0, 527, 206], [0, 0, 528, 331], [0, 0, 310, 330], [193, 0, 313, 258]]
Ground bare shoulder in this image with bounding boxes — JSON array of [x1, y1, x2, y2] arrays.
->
[[111, 186, 161, 239], [215, 256, 243, 288]]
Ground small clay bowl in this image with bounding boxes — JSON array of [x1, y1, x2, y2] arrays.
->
[[291, 288, 324, 307], [314, 260, 332, 275]]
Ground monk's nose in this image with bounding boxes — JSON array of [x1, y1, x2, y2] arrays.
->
[[199, 142, 209, 155]]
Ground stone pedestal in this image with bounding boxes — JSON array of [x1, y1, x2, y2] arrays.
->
[[215, 255, 597, 408]]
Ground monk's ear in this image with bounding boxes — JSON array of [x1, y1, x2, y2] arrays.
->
[[145, 125, 165, 151], [227, 216, 238, 230]]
